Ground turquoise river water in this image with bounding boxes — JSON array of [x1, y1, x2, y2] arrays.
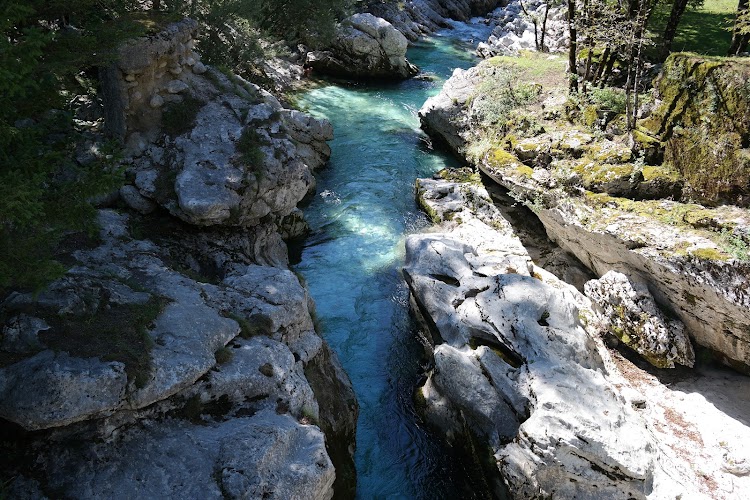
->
[[295, 19, 493, 499]]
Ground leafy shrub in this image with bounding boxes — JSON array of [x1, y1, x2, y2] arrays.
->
[[470, 66, 540, 131], [236, 128, 267, 166], [588, 87, 627, 114], [161, 95, 205, 136]]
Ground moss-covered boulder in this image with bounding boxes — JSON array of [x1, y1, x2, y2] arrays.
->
[[640, 54, 750, 206]]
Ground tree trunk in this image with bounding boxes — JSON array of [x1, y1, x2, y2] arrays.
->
[[593, 46, 611, 86], [729, 0, 750, 55], [568, 0, 578, 92], [660, 0, 689, 60], [599, 50, 617, 87], [153, 0, 161, 10], [540, 2, 550, 52]]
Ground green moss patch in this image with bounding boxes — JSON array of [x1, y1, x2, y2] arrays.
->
[[162, 95, 205, 137], [639, 54, 750, 205], [40, 296, 169, 388]]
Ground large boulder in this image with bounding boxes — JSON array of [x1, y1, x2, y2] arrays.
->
[[585, 270, 695, 369], [405, 175, 710, 498], [306, 14, 418, 79]]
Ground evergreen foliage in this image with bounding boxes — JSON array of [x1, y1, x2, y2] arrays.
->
[[0, 0, 356, 294], [0, 0, 134, 294]]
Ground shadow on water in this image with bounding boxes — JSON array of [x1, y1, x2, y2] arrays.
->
[[293, 18, 509, 499]]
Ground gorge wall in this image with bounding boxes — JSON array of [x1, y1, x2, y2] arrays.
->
[[0, 20, 357, 499]]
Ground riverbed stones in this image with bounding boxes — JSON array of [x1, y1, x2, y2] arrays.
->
[[306, 14, 418, 79], [477, 0, 568, 57]]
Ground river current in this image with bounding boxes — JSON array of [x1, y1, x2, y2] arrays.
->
[[295, 19, 493, 499]]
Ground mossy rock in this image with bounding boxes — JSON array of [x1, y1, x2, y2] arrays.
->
[[636, 165, 683, 200], [488, 148, 524, 169], [573, 160, 639, 197], [632, 129, 664, 165], [638, 54, 750, 206]]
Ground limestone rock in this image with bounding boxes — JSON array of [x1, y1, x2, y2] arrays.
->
[[477, 0, 568, 58], [585, 271, 695, 368], [134, 73, 327, 228], [166, 79, 189, 94], [0, 351, 128, 430], [405, 176, 693, 497], [191, 336, 318, 420], [307, 14, 418, 80], [1, 314, 48, 353], [119, 184, 157, 214], [419, 55, 750, 374], [419, 66, 481, 152], [41, 411, 334, 500]]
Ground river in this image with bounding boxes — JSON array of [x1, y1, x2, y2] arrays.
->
[[294, 19, 494, 499]]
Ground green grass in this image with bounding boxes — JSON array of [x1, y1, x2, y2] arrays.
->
[[161, 95, 205, 136], [40, 296, 169, 388], [650, 0, 737, 56]]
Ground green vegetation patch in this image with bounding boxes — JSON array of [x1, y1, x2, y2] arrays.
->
[[581, 192, 749, 261], [436, 167, 482, 184], [40, 296, 169, 388], [236, 127, 268, 166], [161, 95, 205, 136], [649, 0, 736, 57], [469, 62, 542, 132], [640, 54, 750, 206]]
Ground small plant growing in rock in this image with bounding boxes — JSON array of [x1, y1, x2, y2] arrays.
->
[[236, 127, 267, 166], [161, 95, 205, 136], [214, 346, 233, 364]]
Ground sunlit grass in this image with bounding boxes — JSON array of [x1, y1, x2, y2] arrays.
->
[[650, 0, 738, 56]]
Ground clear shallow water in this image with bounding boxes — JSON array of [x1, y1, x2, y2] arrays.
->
[[295, 19, 493, 499]]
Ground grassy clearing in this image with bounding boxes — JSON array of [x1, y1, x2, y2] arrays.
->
[[487, 51, 567, 87], [650, 0, 737, 56]]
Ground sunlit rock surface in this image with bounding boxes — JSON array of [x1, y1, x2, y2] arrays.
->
[[405, 176, 716, 498], [418, 56, 750, 374], [307, 14, 418, 79], [585, 270, 695, 369]]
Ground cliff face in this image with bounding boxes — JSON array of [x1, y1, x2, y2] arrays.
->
[[419, 54, 750, 375], [639, 54, 750, 207], [0, 20, 357, 499], [413, 50, 750, 498]]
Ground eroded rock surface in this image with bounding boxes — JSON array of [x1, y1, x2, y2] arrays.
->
[[418, 55, 750, 374], [0, 20, 356, 498], [406, 175, 712, 498], [585, 270, 695, 369]]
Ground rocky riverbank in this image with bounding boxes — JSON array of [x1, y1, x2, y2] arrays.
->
[[409, 23, 750, 497], [419, 52, 750, 374], [0, 20, 357, 498], [305, 0, 502, 80], [406, 171, 750, 498]]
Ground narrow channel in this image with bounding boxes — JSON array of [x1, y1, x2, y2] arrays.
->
[[294, 20, 494, 499]]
